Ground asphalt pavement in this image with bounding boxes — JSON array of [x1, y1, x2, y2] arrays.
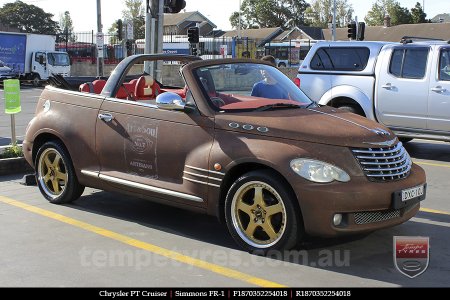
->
[[0, 86, 449, 287], [0, 140, 449, 287]]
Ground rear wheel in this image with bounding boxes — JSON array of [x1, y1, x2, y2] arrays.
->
[[225, 170, 302, 254], [35, 141, 84, 204]]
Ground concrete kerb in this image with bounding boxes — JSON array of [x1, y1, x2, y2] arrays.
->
[[0, 144, 34, 176]]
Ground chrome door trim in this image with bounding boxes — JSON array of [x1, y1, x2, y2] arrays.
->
[[81, 170, 204, 203]]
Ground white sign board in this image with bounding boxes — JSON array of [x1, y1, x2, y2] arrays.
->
[[126, 22, 134, 40], [96, 32, 104, 58]]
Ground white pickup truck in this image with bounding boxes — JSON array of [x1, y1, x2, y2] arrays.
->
[[296, 40, 450, 142]]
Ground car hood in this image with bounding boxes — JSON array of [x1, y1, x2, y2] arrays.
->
[[214, 106, 396, 148]]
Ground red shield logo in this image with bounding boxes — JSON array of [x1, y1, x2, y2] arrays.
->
[[394, 236, 429, 278]]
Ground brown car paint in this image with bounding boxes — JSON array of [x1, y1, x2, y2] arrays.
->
[[23, 55, 426, 240]]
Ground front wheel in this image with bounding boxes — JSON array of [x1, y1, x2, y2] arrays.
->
[[338, 105, 365, 116], [35, 141, 84, 204], [225, 170, 303, 253], [32, 74, 41, 87]]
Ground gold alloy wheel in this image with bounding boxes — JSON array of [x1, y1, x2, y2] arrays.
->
[[231, 181, 287, 248], [38, 148, 68, 198]]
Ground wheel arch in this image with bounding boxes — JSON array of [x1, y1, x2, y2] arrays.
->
[[216, 162, 303, 226], [319, 86, 375, 119], [32, 132, 67, 165]]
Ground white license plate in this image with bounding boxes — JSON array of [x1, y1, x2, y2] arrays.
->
[[401, 185, 425, 202]]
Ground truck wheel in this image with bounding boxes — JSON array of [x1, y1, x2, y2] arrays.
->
[[338, 105, 365, 116], [32, 74, 41, 87], [278, 62, 286, 68], [224, 170, 303, 254], [35, 141, 85, 204]]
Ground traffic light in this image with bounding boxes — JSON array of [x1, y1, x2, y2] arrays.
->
[[125, 40, 132, 56], [163, 0, 186, 13], [187, 27, 199, 44], [116, 19, 123, 40], [191, 47, 198, 56], [358, 22, 365, 41], [347, 22, 357, 40]]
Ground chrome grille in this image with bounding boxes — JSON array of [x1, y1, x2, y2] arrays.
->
[[352, 142, 412, 181], [354, 208, 401, 225]]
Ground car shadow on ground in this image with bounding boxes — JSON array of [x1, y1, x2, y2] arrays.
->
[[405, 140, 450, 163], [66, 189, 449, 287]]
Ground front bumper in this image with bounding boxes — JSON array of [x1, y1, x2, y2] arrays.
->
[[292, 163, 426, 237]]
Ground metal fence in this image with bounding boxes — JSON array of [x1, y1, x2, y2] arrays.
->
[[56, 31, 315, 67]]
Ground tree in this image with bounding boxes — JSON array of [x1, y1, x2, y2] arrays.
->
[[229, 0, 310, 30], [410, 2, 426, 23], [121, 0, 145, 39], [305, 0, 353, 28], [0, 1, 59, 34], [364, 0, 412, 26], [59, 11, 76, 42]]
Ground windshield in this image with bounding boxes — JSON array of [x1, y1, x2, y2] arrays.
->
[[192, 62, 312, 111], [48, 52, 70, 66]]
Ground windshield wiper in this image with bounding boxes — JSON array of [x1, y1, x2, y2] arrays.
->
[[255, 103, 302, 112], [305, 101, 318, 109]]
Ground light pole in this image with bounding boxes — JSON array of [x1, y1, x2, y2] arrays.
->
[[96, 0, 103, 77]]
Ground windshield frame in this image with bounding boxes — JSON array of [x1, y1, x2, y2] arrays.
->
[[184, 59, 313, 114]]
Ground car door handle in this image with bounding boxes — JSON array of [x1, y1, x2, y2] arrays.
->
[[381, 83, 394, 90], [98, 113, 114, 122], [431, 86, 446, 93]]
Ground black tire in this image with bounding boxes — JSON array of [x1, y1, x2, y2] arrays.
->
[[278, 62, 286, 68], [224, 170, 303, 254], [399, 137, 413, 143], [32, 74, 41, 87], [35, 141, 85, 204], [338, 105, 365, 116]]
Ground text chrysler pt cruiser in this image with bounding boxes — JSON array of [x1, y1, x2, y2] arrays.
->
[[23, 54, 426, 253]]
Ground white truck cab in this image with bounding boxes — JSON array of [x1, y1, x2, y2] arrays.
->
[[297, 39, 450, 142]]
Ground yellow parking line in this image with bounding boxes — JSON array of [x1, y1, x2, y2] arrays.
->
[[0, 195, 285, 288], [414, 161, 450, 168], [420, 207, 450, 216]]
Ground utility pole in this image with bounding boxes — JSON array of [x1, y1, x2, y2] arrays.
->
[[144, 0, 152, 75], [238, 0, 241, 38], [146, 0, 163, 80], [332, 0, 336, 41], [96, 0, 104, 77]]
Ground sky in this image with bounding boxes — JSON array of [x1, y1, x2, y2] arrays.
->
[[0, 0, 446, 32]]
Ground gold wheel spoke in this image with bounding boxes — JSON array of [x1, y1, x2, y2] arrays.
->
[[253, 186, 264, 206], [43, 172, 51, 182], [44, 156, 52, 169], [265, 203, 283, 217], [55, 170, 67, 182], [245, 221, 258, 238], [51, 178, 60, 193], [53, 153, 62, 169], [236, 201, 253, 217], [261, 222, 278, 240]]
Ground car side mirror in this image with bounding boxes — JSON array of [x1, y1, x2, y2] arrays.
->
[[156, 92, 185, 111]]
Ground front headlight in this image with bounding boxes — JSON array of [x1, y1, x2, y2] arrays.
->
[[290, 158, 350, 183]]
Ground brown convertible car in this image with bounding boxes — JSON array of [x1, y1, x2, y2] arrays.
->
[[23, 54, 426, 253]]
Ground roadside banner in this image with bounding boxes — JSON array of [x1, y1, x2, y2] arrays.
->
[[3, 79, 21, 114]]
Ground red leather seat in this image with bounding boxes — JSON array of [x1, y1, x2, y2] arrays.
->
[[92, 80, 106, 94], [79, 80, 106, 94], [135, 75, 160, 100]]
